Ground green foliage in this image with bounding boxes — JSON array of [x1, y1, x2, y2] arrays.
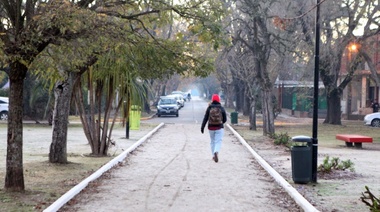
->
[[270, 132, 291, 146], [361, 186, 380, 211], [318, 156, 355, 173]]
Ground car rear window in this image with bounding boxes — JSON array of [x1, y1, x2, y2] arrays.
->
[[160, 98, 176, 105]]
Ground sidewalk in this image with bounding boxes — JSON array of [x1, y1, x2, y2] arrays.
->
[[61, 123, 301, 211]]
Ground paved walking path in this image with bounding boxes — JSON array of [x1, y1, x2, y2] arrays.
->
[[65, 123, 297, 211]]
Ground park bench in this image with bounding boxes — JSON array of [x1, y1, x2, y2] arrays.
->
[[335, 134, 373, 148]]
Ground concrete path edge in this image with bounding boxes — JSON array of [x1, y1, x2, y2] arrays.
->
[[226, 124, 320, 212], [44, 122, 319, 212], [43, 123, 165, 212]]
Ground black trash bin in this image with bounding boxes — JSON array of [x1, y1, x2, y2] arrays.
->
[[291, 135, 313, 184], [231, 112, 238, 124]]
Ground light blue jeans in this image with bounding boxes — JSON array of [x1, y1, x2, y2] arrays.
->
[[208, 128, 224, 155]]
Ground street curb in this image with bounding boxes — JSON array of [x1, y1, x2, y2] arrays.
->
[[141, 114, 156, 120], [43, 123, 165, 212], [226, 124, 319, 212]]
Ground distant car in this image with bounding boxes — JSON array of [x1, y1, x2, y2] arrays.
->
[[167, 94, 185, 108], [156, 96, 179, 117], [171, 91, 183, 95], [0, 97, 9, 120], [364, 112, 380, 127], [172, 91, 188, 102]]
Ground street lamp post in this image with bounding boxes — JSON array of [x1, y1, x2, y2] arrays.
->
[[312, 0, 321, 183], [346, 43, 357, 119]]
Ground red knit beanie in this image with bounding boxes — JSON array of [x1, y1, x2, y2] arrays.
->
[[211, 94, 220, 103]]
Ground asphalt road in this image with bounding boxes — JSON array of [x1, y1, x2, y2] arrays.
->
[[144, 96, 208, 125]]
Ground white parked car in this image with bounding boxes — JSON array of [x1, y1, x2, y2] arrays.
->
[[0, 96, 9, 120], [364, 112, 380, 127], [167, 94, 185, 108], [171, 91, 188, 101]]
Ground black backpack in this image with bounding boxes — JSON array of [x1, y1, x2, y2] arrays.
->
[[209, 106, 223, 125]]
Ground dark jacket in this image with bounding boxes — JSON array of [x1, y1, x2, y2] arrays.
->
[[201, 101, 227, 131], [372, 102, 379, 112]]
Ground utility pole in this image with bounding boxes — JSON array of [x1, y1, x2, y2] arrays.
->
[[312, 0, 321, 183]]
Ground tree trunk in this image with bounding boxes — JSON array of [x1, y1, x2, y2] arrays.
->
[[233, 79, 243, 111], [249, 100, 257, 130], [5, 62, 27, 191], [160, 84, 166, 96], [321, 52, 363, 125], [99, 79, 114, 155], [324, 88, 342, 125], [262, 89, 275, 136], [73, 76, 118, 157], [73, 79, 93, 149], [49, 73, 75, 163], [243, 91, 250, 116], [225, 84, 235, 108]]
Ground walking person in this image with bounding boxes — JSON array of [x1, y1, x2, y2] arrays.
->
[[201, 94, 227, 163], [372, 99, 380, 113]]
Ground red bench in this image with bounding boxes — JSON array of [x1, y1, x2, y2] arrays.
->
[[336, 134, 373, 148]]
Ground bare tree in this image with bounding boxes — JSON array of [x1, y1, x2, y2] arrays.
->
[[228, 0, 294, 135], [215, 53, 234, 108], [233, 47, 259, 129], [297, 0, 380, 124], [197, 74, 222, 99]]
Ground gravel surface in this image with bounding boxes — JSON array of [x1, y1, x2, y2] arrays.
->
[[60, 123, 301, 212]]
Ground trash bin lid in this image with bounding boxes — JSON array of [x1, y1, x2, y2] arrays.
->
[[292, 135, 312, 142]]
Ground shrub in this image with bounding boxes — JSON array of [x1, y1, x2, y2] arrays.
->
[[317, 156, 355, 173], [270, 132, 291, 146], [361, 186, 380, 211]]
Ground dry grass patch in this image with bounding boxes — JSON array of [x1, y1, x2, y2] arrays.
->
[[0, 156, 111, 211], [0, 121, 156, 211]]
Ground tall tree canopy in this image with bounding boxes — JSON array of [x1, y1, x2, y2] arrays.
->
[[0, 0, 225, 191], [218, 0, 301, 135]]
